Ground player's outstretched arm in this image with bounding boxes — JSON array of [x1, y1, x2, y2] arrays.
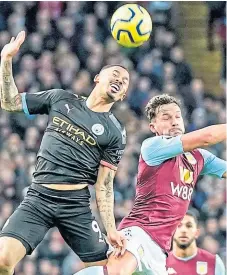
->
[[95, 164, 126, 255], [0, 31, 25, 112], [142, 124, 226, 172], [181, 124, 226, 151]]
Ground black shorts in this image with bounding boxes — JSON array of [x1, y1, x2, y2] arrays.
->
[[0, 184, 108, 262]]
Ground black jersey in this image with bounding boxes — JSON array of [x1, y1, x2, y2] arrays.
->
[[21, 89, 126, 185]]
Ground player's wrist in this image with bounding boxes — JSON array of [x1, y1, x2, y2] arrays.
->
[[0, 55, 13, 61], [106, 225, 117, 235]]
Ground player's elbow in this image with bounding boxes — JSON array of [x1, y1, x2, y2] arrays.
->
[[197, 124, 226, 148], [1, 103, 14, 112], [202, 131, 221, 147], [1, 102, 10, 111]]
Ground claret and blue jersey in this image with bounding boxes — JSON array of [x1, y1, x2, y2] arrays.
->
[[119, 135, 226, 252], [167, 248, 225, 275], [141, 135, 226, 178]]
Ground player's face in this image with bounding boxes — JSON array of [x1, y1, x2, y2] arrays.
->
[[94, 66, 129, 102], [150, 103, 185, 136], [173, 215, 199, 249]]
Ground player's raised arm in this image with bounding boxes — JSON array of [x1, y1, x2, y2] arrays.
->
[[0, 31, 25, 112], [181, 124, 226, 152], [142, 95, 226, 167]]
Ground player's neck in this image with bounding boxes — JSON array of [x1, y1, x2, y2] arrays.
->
[[86, 89, 114, 113], [173, 243, 198, 259]]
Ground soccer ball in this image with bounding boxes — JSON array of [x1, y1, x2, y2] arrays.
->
[[110, 4, 152, 48]]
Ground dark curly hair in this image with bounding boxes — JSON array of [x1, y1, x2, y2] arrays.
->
[[186, 210, 199, 226], [145, 94, 181, 122]]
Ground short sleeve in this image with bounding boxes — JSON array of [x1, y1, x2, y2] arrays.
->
[[21, 89, 64, 115], [100, 129, 126, 171], [199, 149, 227, 178], [141, 135, 184, 166], [215, 255, 225, 275]]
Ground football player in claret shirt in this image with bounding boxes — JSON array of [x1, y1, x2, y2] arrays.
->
[[0, 31, 130, 274], [76, 94, 226, 275], [166, 211, 225, 275]]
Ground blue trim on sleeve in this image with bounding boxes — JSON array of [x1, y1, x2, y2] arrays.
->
[[141, 135, 184, 166], [21, 93, 30, 115], [215, 255, 225, 275], [21, 93, 36, 120], [199, 149, 227, 178]]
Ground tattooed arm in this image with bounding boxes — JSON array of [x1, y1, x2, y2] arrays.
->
[[0, 31, 25, 112], [0, 59, 22, 112], [95, 165, 116, 233], [95, 164, 126, 255]]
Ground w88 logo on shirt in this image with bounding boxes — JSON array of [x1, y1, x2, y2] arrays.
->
[[170, 182, 193, 201]]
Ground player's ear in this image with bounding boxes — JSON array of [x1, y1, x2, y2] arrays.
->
[[94, 74, 99, 84], [120, 93, 126, 101], [195, 228, 200, 239], [149, 122, 157, 134]]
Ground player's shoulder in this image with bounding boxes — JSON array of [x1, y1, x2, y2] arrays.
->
[[167, 251, 174, 258], [107, 113, 126, 144], [142, 135, 171, 148], [198, 248, 216, 259], [166, 252, 178, 264], [49, 89, 86, 103], [108, 113, 125, 133], [196, 148, 215, 163], [46, 88, 72, 100]]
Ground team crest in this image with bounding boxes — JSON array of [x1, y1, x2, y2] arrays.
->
[[92, 124, 104, 136], [180, 166, 194, 185], [196, 261, 208, 275], [184, 152, 197, 165]]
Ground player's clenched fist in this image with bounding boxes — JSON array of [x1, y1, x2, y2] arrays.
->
[[107, 230, 127, 257], [1, 31, 26, 59]]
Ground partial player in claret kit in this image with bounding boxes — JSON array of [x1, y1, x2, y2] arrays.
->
[[166, 211, 225, 275]]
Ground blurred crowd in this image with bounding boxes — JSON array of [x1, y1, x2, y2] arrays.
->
[[0, 2, 226, 274], [206, 1, 226, 84]]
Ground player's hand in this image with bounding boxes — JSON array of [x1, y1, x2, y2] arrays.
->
[[107, 230, 127, 257], [1, 31, 25, 59]]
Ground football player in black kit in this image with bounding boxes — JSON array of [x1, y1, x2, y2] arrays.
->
[[0, 31, 129, 275]]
